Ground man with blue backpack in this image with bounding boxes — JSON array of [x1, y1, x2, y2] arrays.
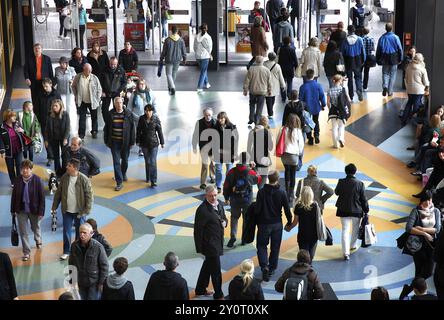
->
[[223, 152, 262, 248], [349, 0, 372, 34]]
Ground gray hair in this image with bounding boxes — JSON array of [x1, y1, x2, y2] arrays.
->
[[164, 252, 179, 271], [83, 63, 92, 71], [71, 136, 82, 145], [114, 96, 123, 104], [79, 223, 93, 232], [268, 52, 277, 61], [202, 107, 213, 115], [205, 184, 217, 194]]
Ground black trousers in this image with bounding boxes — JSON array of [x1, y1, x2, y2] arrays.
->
[[23, 144, 34, 162], [265, 96, 275, 117], [362, 65, 371, 90], [59, 14, 67, 37], [299, 241, 318, 262], [308, 113, 320, 140], [49, 139, 65, 174], [413, 244, 434, 279], [78, 102, 98, 138], [195, 255, 223, 299], [101, 97, 113, 126], [284, 164, 297, 189], [434, 265, 444, 300]]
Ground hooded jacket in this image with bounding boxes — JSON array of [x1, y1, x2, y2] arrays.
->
[[376, 32, 403, 66], [273, 20, 294, 48], [341, 34, 366, 69], [193, 32, 213, 60], [255, 184, 292, 225], [143, 270, 189, 300], [299, 79, 326, 115], [223, 165, 261, 205], [101, 273, 135, 300], [160, 34, 187, 64], [118, 47, 139, 72], [277, 44, 298, 78], [275, 262, 324, 300]]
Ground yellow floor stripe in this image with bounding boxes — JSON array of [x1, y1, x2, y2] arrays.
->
[[128, 190, 185, 209], [144, 197, 200, 217]]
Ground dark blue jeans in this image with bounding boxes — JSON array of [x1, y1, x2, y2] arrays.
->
[[111, 141, 130, 185], [79, 285, 100, 300], [402, 94, 423, 124], [257, 222, 283, 271], [249, 94, 265, 124], [5, 152, 23, 185], [141, 146, 158, 183], [346, 66, 363, 99], [197, 59, 210, 89], [62, 212, 86, 254], [283, 76, 293, 101]]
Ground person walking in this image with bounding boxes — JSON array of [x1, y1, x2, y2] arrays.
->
[[247, 116, 273, 189], [361, 27, 376, 92], [349, 0, 372, 34], [287, 0, 300, 41], [143, 252, 189, 300], [160, 25, 187, 95], [61, 137, 100, 178], [335, 163, 369, 261], [341, 25, 365, 101], [264, 52, 285, 118], [55, 56, 77, 136], [278, 113, 304, 203], [323, 40, 345, 88], [68, 223, 109, 300], [160, 0, 170, 39], [255, 169, 292, 281], [401, 46, 416, 90], [87, 41, 110, 78], [376, 23, 403, 97], [104, 97, 136, 191], [266, 0, 284, 36], [223, 152, 261, 247], [228, 259, 264, 300], [0, 110, 26, 186], [330, 21, 347, 50], [101, 257, 135, 300], [248, 16, 268, 70], [55, 0, 70, 39], [299, 69, 326, 145], [52, 158, 93, 261], [11, 160, 45, 262], [136, 104, 164, 187], [194, 23, 213, 92], [0, 252, 18, 300], [272, 8, 294, 52], [45, 99, 70, 175], [282, 90, 306, 129], [72, 63, 103, 139], [327, 74, 352, 149], [194, 185, 228, 300], [295, 165, 333, 214], [243, 56, 272, 126], [85, 218, 113, 257], [69, 47, 88, 74], [17, 101, 41, 162], [118, 41, 139, 73], [300, 37, 322, 83], [401, 53, 429, 126], [277, 36, 298, 102]]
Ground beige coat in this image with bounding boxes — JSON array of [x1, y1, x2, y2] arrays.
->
[[72, 72, 103, 110], [264, 60, 286, 97], [243, 63, 272, 96], [405, 62, 430, 95], [300, 46, 322, 78]]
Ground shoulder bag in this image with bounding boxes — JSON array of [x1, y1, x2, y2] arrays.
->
[[275, 127, 286, 158], [11, 216, 19, 246]]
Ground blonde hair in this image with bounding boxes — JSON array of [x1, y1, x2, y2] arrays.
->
[[296, 186, 314, 211], [50, 99, 65, 119], [3, 109, 17, 122], [239, 259, 254, 293], [307, 165, 317, 176], [412, 53, 425, 68], [258, 115, 270, 129], [332, 74, 343, 84], [308, 37, 319, 47]]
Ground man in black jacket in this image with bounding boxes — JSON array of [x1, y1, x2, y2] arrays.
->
[[100, 57, 127, 122], [192, 107, 217, 190], [24, 43, 54, 121], [68, 223, 109, 300], [103, 97, 135, 191], [0, 252, 18, 300], [194, 185, 228, 300], [60, 137, 101, 178], [335, 163, 369, 261], [143, 252, 189, 300], [255, 169, 292, 282], [118, 41, 139, 72]]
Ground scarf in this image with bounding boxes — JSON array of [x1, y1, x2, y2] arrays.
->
[[22, 174, 33, 213]]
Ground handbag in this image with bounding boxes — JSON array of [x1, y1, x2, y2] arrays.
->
[[275, 127, 286, 158], [364, 223, 377, 245], [11, 216, 19, 247], [365, 54, 377, 68], [22, 133, 33, 146], [316, 204, 327, 241], [325, 227, 333, 246], [157, 61, 164, 77], [295, 64, 302, 78], [405, 234, 423, 254]]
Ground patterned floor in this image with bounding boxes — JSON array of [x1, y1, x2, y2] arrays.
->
[[0, 80, 428, 300]]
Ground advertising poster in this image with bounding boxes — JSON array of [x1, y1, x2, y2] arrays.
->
[[168, 23, 190, 53], [86, 22, 108, 51], [235, 23, 252, 53], [124, 23, 145, 51]]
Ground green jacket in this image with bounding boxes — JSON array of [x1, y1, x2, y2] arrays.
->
[[52, 172, 93, 216]]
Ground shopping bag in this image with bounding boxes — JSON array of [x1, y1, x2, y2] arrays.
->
[[365, 223, 377, 246], [275, 127, 286, 158], [316, 204, 327, 241], [325, 227, 333, 246]]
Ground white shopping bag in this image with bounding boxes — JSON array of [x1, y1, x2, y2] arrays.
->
[[365, 224, 377, 245]]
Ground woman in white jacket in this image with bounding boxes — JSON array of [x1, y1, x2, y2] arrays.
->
[[300, 37, 322, 83], [279, 113, 305, 203], [264, 52, 286, 118], [194, 23, 213, 92]]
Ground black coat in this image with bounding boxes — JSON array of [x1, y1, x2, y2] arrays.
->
[[100, 66, 127, 97], [87, 51, 110, 77], [136, 114, 165, 149], [104, 108, 136, 149], [228, 276, 264, 300], [0, 252, 18, 300], [278, 45, 298, 78], [323, 50, 345, 77], [101, 279, 135, 300], [193, 117, 217, 151], [69, 56, 88, 74], [215, 122, 238, 163], [93, 233, 113, 257], [61, 146, 101, 177], [37, 89, 62, 130], [143, 270, 189, 300], [11, 174, 45, 216], [194, 200, 227, 257], [335, 175, 369, 218], [282, 100, 306, 127], [24, 53, 54, 84], [0, 122, 25, 158], [255, 184, 292, 225], [118, 48, 139, 72], [45, 111, 70, 141], [330, 30, 347, 50]]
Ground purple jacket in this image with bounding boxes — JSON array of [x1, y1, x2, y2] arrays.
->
[[11, 174, 45, 216]]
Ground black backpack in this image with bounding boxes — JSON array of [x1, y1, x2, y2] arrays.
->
[[335, 88, 351, 120], [233, 168, 252, 203], [284, 270, 309, 300]]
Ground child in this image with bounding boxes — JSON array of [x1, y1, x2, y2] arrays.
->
[[86, 218, 113, 257], [327, 75, 351, 149], [17, 101, 41, 161]]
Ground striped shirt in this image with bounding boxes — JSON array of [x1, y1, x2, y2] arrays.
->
[[111, 111, 125, 141], [362, 35, 375, 57]]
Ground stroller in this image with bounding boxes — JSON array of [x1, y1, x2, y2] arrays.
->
[[124, 71, 142, 107]]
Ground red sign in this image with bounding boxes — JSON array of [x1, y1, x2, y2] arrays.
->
[[124, 23, 145, 51]]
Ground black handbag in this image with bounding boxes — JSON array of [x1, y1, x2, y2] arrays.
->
[[396, 231, 410, 249], [365, 54, 377, 68], [11, 216, 19, 247], [325, 227, 333, 246], [157, 62, 164, 77]]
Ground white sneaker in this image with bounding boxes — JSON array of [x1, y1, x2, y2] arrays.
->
[[205, 83, 211, 89], [60, 254, 69, 260], [197, 88, 203, 93], [64, 36, 70, 40]]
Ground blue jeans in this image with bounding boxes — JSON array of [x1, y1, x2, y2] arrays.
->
[[5, 152, 23, 185], [161, 18, 168, 38], [402, 94, 423, 124], [197, 59, 210, 89], [141, 146, 158, 183], [346, 66, 363, 99], [382, 64, 398, 94], [256, 222, 283, 271], [111, 140, 130, 185], [215, 163, 233, 189], [62, 212, 86, 254], [79, 285, 100, 300]]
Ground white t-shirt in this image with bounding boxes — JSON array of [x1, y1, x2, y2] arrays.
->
[[67, 175, 79, 213]]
